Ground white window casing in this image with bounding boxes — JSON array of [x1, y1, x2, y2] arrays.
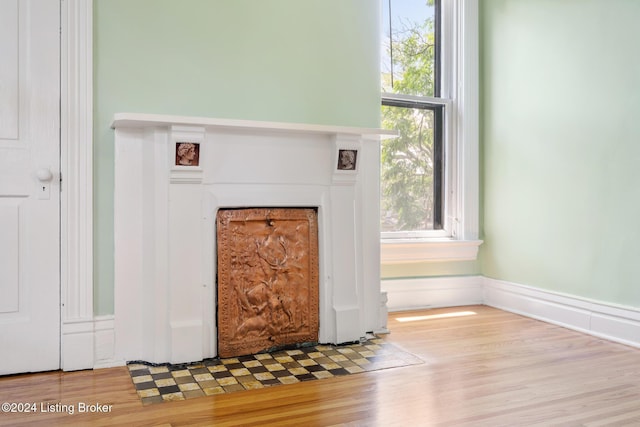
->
[[381, 0, 482, 264]]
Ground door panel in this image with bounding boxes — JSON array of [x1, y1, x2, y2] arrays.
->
[[0, 0, 18, 139], [0, 0, 60, 375], [0, 202, 20, 313]]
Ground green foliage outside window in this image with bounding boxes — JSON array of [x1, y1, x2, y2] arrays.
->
[[381, 2, 437, 232]]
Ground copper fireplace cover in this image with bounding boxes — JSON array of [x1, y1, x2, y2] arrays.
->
[[216, 208, 319, 358]]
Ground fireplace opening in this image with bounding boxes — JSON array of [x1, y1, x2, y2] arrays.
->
[[216, 207, 319, 358]]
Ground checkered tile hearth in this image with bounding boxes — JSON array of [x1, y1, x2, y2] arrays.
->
[[128, 337, 423, 405]]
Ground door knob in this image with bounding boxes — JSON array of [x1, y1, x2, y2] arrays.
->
[[36, 168, 53, 182]]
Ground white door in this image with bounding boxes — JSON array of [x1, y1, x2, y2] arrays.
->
[[0, 0, 60, 374]]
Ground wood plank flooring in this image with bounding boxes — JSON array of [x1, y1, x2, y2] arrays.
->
[[2, 305, 640, 426]]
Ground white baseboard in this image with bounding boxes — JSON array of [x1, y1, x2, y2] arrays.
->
[[93, 315, 125, 368], [89, 276, 640, 370], [61, 315, 123, 371], [381, 275, 640, 349], [483, 278, 640, 349], [61, 319, 95, 371], [170, 320, 204, 365], [381, 276, 484, 312]]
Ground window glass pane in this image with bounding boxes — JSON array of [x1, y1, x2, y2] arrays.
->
[[381, 105, 440, 232], [381, 0, 437, 97]]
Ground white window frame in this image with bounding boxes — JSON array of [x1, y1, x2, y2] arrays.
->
[[380, 93, 451, 240], [381, 0, 482, 264]]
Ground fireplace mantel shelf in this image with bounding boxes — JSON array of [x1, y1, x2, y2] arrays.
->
[[111, 112, 397, 139]]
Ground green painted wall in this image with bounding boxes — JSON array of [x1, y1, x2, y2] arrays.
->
[[93, 0, 381, 315], [481, 0, 640, 307], [95, 0, 640, 313]]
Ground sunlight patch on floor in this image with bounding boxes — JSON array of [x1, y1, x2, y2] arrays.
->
[[395, 311, 477, 323]]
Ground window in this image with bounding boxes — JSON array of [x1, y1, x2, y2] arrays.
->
[[381, 100, 445, 235], [380, 0, 481, 262]]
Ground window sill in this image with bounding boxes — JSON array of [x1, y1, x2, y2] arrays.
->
[[381, 239, 483, 264]]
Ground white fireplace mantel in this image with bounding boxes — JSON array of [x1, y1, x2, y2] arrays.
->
[[112, 113, 395, 365]]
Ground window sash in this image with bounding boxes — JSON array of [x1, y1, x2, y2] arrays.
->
[[381, 93, 451, 239]]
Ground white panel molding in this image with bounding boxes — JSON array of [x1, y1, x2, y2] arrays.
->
[[0, 0, 18, 139], [93, 316, 120, 368], [61, 320, 93, 370], [381, 276, 484, 312], [483, 278, 640, 349], [170, 320, 204, 365], [62, 316, 120, 370], [60, 0, 94, 371], [0, 204, 20, 312]]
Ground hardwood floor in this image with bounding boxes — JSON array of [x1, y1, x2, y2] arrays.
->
[[2, 305, 640, 426]]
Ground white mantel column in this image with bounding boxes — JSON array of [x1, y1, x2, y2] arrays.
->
[[168, 125, 206, 364], [330, 135, 363, 343]]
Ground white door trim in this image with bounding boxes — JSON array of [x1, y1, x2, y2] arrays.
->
[[60, 0, 95, 371]]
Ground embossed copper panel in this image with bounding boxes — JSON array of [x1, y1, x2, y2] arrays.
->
[[216, 208, 319, 358]]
